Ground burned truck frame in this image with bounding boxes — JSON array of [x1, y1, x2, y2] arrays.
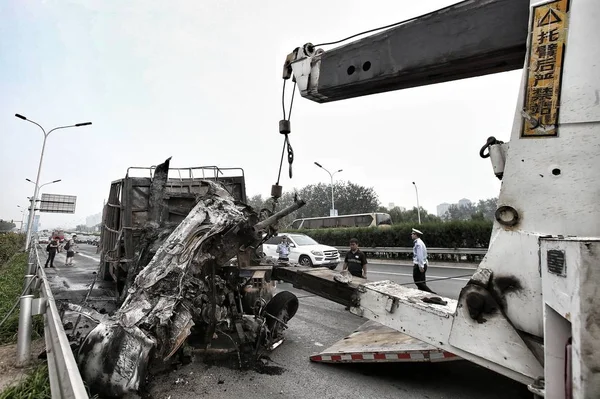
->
[[99, 159, 248, 303], [80, 158, 305, 397]]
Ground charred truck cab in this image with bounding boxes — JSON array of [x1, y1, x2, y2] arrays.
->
[[99, 158, 249, 303]]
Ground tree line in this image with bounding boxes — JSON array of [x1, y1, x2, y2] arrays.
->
[[0, 220, 16, 232], [247, 181, 498, 227]]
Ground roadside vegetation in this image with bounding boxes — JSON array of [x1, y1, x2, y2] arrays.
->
[[0, 234, 44, 344], [0, 233, 48, 397], [0, 233, 24, 266], [0, 363, 51, 399], [287, 220, 493, 248]]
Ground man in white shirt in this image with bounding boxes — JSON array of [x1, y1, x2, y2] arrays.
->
[[411, 228, 436, 294], [276, 236, 291, 264]]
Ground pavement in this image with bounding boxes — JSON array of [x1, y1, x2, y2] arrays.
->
[[39, 244, 117, 329], [147, 282, 531, 399]]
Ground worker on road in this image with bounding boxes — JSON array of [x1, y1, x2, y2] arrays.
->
[[45, 237, 60, 268], [63, 235, 79, 266], [411, 228, 436, 294], [276, 236, 291, 265], [343, 238, 368, 279]]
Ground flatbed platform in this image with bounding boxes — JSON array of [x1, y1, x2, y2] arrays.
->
[[311, 320, 460, 363]]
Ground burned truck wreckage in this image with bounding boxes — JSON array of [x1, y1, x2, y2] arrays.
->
[[72, 158, 305, 397]]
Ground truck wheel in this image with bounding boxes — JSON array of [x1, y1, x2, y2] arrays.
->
[[265, 291, 299, 338], [298, 256, 313, 267]]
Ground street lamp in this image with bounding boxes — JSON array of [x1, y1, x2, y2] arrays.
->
[[26, 178, 62, 188], [17, 205, 26, 233], [16, 113, 92, 249], [314, 162, 343, 216], [412, 181, 421, 225], [24, 178, 61, 240]]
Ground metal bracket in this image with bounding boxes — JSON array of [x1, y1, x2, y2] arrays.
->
[[32, 297, 47, 316]]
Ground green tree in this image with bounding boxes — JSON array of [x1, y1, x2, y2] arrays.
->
[[443, 198, 498, 221], [382, 206, 440, 224], [289, 181, 380, 218], [0, 220, 16, 232], [475, 198, 498, 221], [335, 182, 380, 215], [245, 181, 381, 229], [445, 203, 475, 221], [247, 194, 268, 212]]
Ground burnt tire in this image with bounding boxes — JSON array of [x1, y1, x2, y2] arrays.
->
[[298, 255, 313, 267], [265, 291, 299, 334]]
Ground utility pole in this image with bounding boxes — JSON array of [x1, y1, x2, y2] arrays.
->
[[314, 162, 343, 216], [412, 181, 421, 224]]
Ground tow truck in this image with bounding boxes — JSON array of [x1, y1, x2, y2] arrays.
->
[[276, 0, 600, 397]]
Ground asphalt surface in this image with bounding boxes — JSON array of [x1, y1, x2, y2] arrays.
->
[[42, 243, 115, 310], [43, 244, 530, 399]]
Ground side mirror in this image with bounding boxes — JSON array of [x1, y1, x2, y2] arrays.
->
[[289, 243, 296, 248]]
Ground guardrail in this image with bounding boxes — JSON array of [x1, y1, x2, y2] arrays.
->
[[16, 245, 90, 398], [335, 246, 488, 262]]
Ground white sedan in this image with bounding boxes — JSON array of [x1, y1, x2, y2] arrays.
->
[[261, 233, 340, 269]]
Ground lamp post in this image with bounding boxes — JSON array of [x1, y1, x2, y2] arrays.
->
[[15, 113, 92, 249], [24, 179, 62, 242], [412, 181, 421, 224], [17, 206, 26, 233], [314, 162, 343, 216]]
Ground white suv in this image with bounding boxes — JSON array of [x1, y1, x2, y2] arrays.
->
[[261, 233, 340, 270]]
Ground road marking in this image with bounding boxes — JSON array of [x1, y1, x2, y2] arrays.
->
[[369, 270, 470, 282], [78, 253, 100, 262]]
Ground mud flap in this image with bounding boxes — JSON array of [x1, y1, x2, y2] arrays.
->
[[310, 320, 459, 363]]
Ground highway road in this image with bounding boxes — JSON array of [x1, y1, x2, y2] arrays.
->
[[46, 245, 530, 399]]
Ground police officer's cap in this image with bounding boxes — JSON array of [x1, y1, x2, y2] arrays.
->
[[411, 228, 423, 235]]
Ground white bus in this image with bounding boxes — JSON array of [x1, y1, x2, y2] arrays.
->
[[290, 212, 392, 229]]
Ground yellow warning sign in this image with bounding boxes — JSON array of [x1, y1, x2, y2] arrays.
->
[[522, 0, 569, 137]]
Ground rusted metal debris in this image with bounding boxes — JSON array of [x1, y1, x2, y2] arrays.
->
[[76, 178, 305, 398]]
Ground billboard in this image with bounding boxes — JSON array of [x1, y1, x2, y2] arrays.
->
[[39, 194, 77, 214]]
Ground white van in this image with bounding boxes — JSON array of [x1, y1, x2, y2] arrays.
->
[[261, 233, 340, 269]]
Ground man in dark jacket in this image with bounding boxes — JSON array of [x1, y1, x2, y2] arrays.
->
[[343, 238, 368, 278], [45, 237, 60, 268]]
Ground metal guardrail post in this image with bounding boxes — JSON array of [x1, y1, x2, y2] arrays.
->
[[34, 275, 42, 290], [28, 262, 35, 274], [16, 294, 34, 367], [23, 274, 35, 295]]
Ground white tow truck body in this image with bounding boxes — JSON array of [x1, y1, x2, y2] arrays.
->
[[280, 0, 600, 397]]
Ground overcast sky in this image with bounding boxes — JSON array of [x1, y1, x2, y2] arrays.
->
[[0, 0, 523, 230]]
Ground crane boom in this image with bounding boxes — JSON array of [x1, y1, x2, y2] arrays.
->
[[284, 0, 530, 103]]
